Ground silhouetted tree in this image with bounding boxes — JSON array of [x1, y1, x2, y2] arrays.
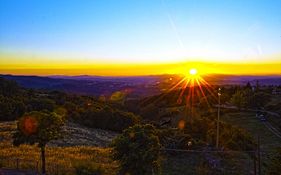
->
[[245, 82, 252, 90], [0, 77, 21, 97], [13, 111, 65, 174]]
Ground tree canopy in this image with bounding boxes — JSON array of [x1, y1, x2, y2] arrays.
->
[[112, 124, 161, 175], [13, 111, 65, 174], [13, 111, 65, 147]]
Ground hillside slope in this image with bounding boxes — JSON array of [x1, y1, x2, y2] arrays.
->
[[0, 121, 118, 147]]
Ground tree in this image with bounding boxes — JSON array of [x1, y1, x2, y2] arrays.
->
[[0, 77, 21, 97], [13, 111, 65, 174], [230, 90, 246, 110], [27, 98, 56, 112], [112, 124, 161, 175], [0, 95, 26, 121], [245, 82, 252, 90], [252, 92, 270, 109]]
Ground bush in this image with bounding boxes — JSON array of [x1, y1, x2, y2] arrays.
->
[[79, 107, 139, 132], [112, 124, 161, 175], [73, 161, 103, 175], [157, 128, 195, 149], [0, 96, 26, 121], [27, 98, 56, 112]]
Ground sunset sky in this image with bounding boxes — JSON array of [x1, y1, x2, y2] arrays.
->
[[0, 0, 281, 75]]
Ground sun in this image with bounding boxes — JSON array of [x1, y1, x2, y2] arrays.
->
[[189, 68, 198, 75]]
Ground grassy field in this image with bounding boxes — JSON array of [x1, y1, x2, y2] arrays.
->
[[0, 142, 117, 175], [0, 121, 206, 175], [221, 111, 281, 150], [1, 110, 280, 175], [0, 121, 256, 175], [221, 110, 281, 174], [0, 121, 118, 175]]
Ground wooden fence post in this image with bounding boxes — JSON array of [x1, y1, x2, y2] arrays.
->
[[36, 161, 39, 175], [16, 158, 19, 169], [253, 151, 257, 175]]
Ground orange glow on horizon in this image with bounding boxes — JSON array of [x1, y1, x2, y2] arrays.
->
[[0, 52, 281, 76]]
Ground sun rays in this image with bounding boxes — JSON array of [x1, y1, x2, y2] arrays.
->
[[139, 67, 218, 126], [170, 68, 216, 120]]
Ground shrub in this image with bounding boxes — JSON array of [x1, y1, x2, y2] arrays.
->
[[157, 128, 195, 149], [112, 124, 161, 175], [79, 107, 139, 132], [27, 98, 56, 112]]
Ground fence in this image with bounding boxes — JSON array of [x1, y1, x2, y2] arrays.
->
[[0, 157, 74, 175], [0, 157, 39, 174], [160, 148, 268, 175], [0, 148, 275, 175]]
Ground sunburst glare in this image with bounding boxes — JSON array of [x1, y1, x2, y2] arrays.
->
[[164, 68, 216, 123], [189, 68, 197, 75]]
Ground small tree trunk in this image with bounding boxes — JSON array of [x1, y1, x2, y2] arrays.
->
[[41, 145, 46, 175]]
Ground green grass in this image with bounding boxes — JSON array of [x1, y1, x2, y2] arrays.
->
[[221, 111, 281, 150], [220, 110, 281, 174]]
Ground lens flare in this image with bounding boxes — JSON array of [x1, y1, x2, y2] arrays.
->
[[166, 68, 216, 124], [140, 67, 217, 129], [19, 116, 38, 136]]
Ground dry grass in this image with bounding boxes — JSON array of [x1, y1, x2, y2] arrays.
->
[[1, 115, 272, 175], [0, 142, 118, 175], [0, 121, 118, 175]]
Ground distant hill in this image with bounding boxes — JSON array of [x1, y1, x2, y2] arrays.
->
[[49, 75, 161, 84], [203, 74, 281, 86], [0, 74, 162, 97], [1, 74, 281, 98]]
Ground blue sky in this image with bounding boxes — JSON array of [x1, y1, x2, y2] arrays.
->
[[0, 0, 281, 64]]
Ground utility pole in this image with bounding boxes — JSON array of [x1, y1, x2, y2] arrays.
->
[[257, 136, 261, 175], [216, 88, 221, 148], [254, 151, 257, 175]]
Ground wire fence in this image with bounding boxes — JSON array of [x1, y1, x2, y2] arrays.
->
[[161, 148, 259, 175], [0, 157, 39, 174], [0, 157, 74, 175], [0, 148, 275, 175]]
